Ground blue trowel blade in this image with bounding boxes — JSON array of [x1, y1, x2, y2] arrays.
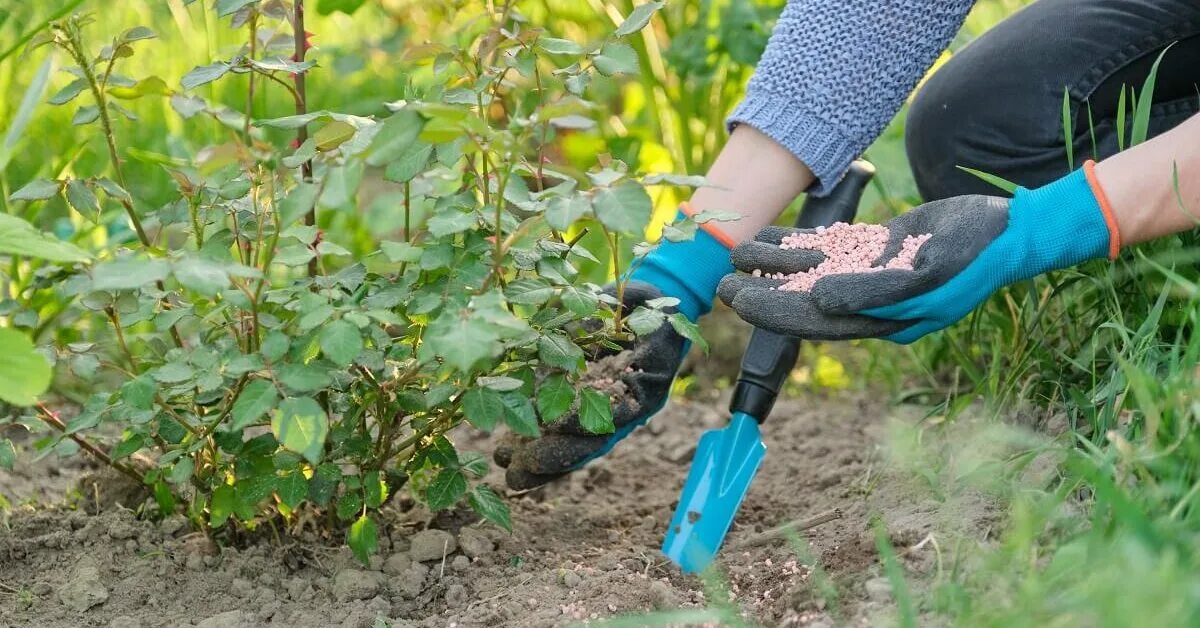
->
[[661, 412, 766, 573]]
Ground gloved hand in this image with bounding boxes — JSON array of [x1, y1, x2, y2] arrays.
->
[[494, 281, 687, 489], [718, 163, 1120, 344]]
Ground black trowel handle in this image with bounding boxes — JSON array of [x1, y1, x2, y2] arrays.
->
[[728, 160, 875, 422]]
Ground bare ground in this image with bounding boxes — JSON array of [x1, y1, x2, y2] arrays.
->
[[0, 386, 1003, 628]]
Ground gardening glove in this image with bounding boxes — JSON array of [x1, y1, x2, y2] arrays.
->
[[718, 162, 1120, 344], [494, 281, 688, 490]]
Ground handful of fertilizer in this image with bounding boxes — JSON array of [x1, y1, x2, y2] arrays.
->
[[752, 222, 932, 292]]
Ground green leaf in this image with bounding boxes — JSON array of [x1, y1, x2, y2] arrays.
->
[[72, 106, 100, 126], [48, 79, 88, 106], [347, 514, 378, 565], [93, 258, 170, 291], [506, 278, 554, 305], [593, 42, 639, 76], [0, 214, 90, 263], [536, 374, 575, 423], [363, 470, 389, 508], [538, 37, 584, 55], [119, 26, 157, 42], [615, 1, 664, 36], [174, 257, 230, 295], [424, 312, 502, 372], [209, 484, 236, 528], [111, 434, 144, 460], [578, 388, 615, 434], [276, 472, 308, 510], [318, 0, 368, 15], [426, 468, 467, 511], [592, 181, 651, 235], [625, 306, 666, 336], [120, 375, 156, 410], [261, 331, 290, 362], [277, 363, 333, 393], [468, 485, 512, 532], [501, 393, 539, 437], [9, 178, 61, 202], [459, 452, 489, 478], [168, 458, 194, 484], [381, 241, 423, 263], [669, 312, 709, 353], [462, 387, 503, 432], [544, 195, 590, 231], [0, 439, 16, 469], [271, 397, 329, 464], [336, 491, 363, 521], [230, 379, 279, 431], [477, 376, 524, 391], [217, 0, 258, 17], [181, 62, 232, 90], [152, 362, 195, 384], [65, 179, 99, 217], [367, 109, 424, 167], [314, 119, 357, 151], [537, 333, 585, 372], [308, 463, 341, 506], [426, 210, 476, 238], [319, 319, 363, 367], [562, 286, 599, 317], [383, 143, 434, 183]]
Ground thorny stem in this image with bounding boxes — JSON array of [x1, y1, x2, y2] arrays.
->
[[36, 402, 145, 486], [403, 181, 411, 242], [61, 25, 150, 248], [105, 306, 137, 370], [293, 0, 317, 277], [244, 12, 258, 141], [605, 228, 625, 334], [60, 21, 185, 349]]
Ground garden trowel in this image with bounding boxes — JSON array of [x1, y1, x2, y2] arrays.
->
[[662, 160, 875, 573]]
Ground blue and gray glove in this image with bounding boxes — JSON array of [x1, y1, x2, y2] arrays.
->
[[718, 163, 1121, 343]]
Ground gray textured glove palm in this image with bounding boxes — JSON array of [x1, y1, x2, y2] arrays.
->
[[718, 195, 1012, 343], [495, 281, 686, 490]]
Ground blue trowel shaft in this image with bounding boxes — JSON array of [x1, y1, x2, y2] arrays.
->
[[728, 160, 875, 422]]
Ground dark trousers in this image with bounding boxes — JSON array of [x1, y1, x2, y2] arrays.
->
[[907, 0, 1200, 201]]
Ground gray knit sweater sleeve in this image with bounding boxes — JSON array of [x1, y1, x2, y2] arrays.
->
[[728, 0, 976, 195]]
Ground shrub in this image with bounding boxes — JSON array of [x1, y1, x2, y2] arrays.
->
[[0, 0, 711, 562]]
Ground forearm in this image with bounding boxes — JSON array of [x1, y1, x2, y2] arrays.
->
[[728, 0, 975, 195], [1095, 112, 1200, 246], [687, 125, 815, 243]]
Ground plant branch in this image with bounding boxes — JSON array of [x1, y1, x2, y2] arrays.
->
[[292, 0, 317, 277], [36, 402, 145, 486]]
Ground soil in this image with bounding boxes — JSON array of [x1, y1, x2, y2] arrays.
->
[[0, 390, 1001, 628]]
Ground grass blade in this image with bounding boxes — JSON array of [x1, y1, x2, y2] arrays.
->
[[1087, 101, 1098, 161], [1131, 45, 1173, 146], [1116, 86, 1127, 150], [1062, 87, 1074, 170], [0, 56, 53, 173], [956, 166, 1018, 194], [873, 518, 917, 628]]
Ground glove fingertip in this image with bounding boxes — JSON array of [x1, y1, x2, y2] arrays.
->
[[505, 467, 558, 491]]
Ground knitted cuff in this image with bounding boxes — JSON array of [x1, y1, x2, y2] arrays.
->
[[727, 90, 857, 197]]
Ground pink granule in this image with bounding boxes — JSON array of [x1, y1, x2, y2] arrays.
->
[[754, 222, 932, 292]]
